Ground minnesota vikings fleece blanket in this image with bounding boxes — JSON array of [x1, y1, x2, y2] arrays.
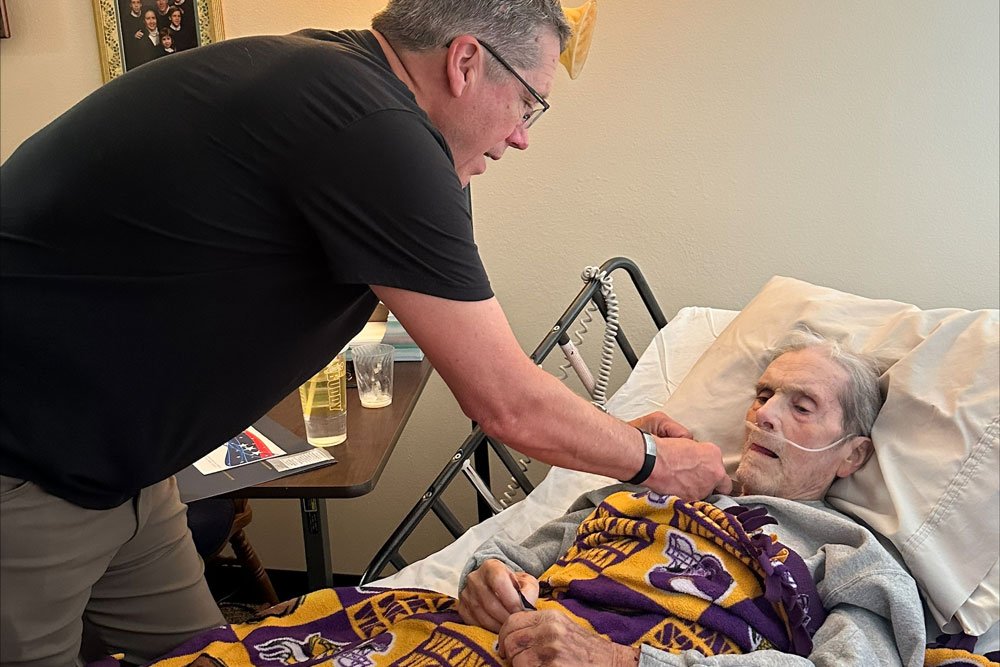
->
[[100, 491, 997, 666], [122, 491, 824, 665]]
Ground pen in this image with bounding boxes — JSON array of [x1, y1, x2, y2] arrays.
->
[[511, 576, 536, 611]]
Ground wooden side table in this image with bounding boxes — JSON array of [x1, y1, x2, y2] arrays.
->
[[229, 359, 432, 590]]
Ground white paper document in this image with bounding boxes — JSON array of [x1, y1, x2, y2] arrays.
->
[[193, 426, 287, 475], [269, 447, 336, 471]]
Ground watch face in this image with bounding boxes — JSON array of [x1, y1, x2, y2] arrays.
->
[[643, 432, 658, 456]]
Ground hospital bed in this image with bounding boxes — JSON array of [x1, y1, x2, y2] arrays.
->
[[367, 257, 1000, 655]]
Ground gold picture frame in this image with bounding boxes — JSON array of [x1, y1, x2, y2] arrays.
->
[[92, 0, 225, 82], [0, 0, 10, 39]]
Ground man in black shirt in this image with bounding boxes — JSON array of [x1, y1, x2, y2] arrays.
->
[[0, 0, 730, 664]]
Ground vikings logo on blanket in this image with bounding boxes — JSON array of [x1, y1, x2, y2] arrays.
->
[[254, 632, 391, 665], [649, 532, 736, 603]]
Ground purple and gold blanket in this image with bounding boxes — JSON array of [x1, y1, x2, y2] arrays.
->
[[118, 491, 997, 666], [136, 491, 824, 665]]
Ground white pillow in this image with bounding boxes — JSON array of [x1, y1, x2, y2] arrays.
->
[[603, 306, 739, 421], [662, 276, 999, 636]]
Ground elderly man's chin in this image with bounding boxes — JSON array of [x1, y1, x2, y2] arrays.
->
[[734, 460, 782, 497]]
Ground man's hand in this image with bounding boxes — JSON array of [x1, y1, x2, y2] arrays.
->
[[628, 411, 692, 439], [626, 412, 730, 499], [498, 610, 640, 666], [648, 437, 731, 499], [457, 559, 539, 632]]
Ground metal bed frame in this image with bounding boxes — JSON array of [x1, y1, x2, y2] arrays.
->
[[360, 256, 668, 585]]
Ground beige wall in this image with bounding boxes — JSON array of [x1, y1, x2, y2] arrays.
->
[[2, 1, 998, 574]]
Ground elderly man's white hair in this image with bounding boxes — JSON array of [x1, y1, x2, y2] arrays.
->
[[764, 328, 884, 439]]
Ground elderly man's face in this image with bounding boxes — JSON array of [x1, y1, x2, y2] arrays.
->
[[734, 347, 868, 501]]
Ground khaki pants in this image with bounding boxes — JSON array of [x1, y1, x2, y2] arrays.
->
[[0, 475, 226, 666]]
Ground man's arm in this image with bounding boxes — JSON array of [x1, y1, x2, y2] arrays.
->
[[372, 287, 730, 498]]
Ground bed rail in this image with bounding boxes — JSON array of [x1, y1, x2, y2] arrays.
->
[[360, 256, 667, 585]]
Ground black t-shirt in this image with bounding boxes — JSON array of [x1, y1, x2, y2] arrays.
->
[[0, 29, 492, 509]]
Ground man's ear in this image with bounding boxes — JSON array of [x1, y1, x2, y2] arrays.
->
[[836, 436, 873, 478], [444, 35, 482, 99]]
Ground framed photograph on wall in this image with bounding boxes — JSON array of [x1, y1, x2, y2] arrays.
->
[[91, 0, 224, 82]]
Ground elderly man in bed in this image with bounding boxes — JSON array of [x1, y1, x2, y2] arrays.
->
[[457, 330, 930, 667]]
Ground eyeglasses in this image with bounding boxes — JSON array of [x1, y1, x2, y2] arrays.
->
[[477, 39, 550, 129]]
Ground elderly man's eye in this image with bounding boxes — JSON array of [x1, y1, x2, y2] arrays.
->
[[794, 404, 811, 414]]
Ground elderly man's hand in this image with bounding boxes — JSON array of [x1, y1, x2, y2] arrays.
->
[[457, 559, 539, 632], [498, 610, 641, 666], [628, 411, 692, 439]]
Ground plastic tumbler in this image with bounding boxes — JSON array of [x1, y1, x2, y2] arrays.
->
[[298, 349, 348, 446], [351, 343, 395, 408]]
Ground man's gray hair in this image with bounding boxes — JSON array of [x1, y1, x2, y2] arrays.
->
[[764, 328, 883, 438], [372, 0, 571, 75]]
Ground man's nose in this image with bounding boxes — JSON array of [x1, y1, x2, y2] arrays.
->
[[506, 124, 529, 151], [755, 399, 780, 431]]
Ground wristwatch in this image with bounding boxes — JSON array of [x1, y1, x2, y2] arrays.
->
[[623, 428, 657, 485]]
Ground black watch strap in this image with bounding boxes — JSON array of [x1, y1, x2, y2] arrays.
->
[[623, 428, 657, 485]]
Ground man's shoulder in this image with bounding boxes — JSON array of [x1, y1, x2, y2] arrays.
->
[[167, 30, 423, 138], [705, 495, 867, 543], [285, 28, 379, 51], [732, 495, 856, 523], [197, 29, 387, 77]]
